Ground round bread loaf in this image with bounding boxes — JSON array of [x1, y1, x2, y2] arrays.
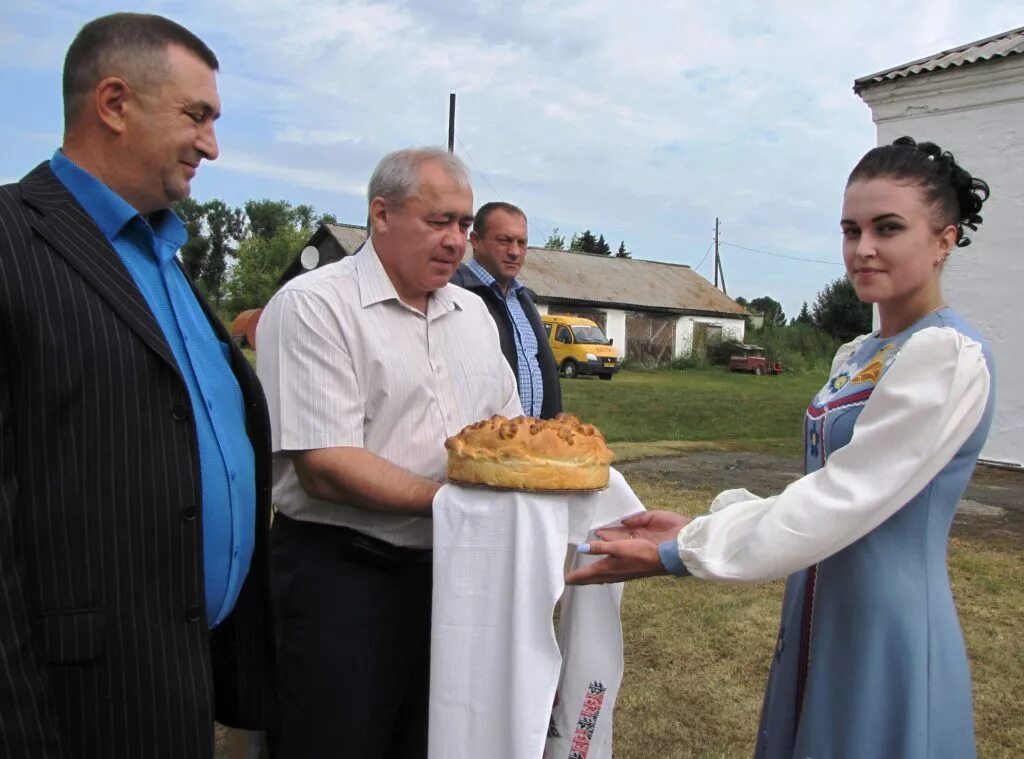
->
[[445, 413, 613, 491]]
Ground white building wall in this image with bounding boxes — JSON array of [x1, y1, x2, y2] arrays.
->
[[674, 315, 746, 358], [603, 310, 627, 358], [536, 302, 745, 362], [859, 57, 1024, 466]]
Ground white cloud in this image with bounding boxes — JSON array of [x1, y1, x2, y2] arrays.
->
[[3, 0, 1019, 317], [213, 152, 367, 197], [273, 127, 363, 146]]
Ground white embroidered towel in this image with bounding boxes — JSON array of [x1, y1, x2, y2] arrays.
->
[[429, 468, 644, 759]]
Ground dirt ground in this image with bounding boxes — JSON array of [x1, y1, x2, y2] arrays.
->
[[618, 452, 1024, 545]]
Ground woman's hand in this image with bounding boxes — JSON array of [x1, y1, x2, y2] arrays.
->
[[593, 510, 692, 544], [564, 511, 692, 586]]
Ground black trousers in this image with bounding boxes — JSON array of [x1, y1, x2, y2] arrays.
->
[[270, 513, 433, 759]]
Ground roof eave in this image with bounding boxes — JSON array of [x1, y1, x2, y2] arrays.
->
[[536, 295, 745, 320], [854, 25, 1024, 93]]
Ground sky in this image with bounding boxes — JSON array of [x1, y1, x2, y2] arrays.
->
[[2, 1, 1021, 319]]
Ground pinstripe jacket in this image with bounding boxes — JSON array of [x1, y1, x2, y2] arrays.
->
[[0, 163, 276, 758]]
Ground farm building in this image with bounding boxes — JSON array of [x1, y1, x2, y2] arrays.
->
[[277, 222, 370, 284], [855, 25, 1024, 467], [283, 223, 747, 365], [515, 249, 746, 365]]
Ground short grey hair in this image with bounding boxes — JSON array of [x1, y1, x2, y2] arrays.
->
[[367, 147, 471, 207]]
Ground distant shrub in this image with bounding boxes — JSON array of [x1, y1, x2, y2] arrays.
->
[[667, 354, 702, 370], [745, 323, 839, 374], [619, 357, 648, 372], [634, 323, 840, 375], [707, 338, 745, 366]]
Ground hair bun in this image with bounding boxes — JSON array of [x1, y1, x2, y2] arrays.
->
[[949, 163, 988, 248], [896, 138, 989, 247]]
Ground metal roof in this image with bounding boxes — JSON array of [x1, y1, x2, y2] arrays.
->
[[285, 223, 744, 317], [279, 222, 368, 285], [855, 25, 1024, 91], [322, 222, 370, 252], [516, 248, 746, 317]]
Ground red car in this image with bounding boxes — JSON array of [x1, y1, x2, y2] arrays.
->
[[728, 345, 783, 375]]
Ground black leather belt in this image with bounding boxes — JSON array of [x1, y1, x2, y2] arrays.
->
[[332, 524, 433, 569]]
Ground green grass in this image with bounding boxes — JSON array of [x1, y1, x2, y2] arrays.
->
[[225, 355, 1022, 756], [561, 367, 826, 455], [613, 477, 1024, 759], [555, 369, 1022, 756]]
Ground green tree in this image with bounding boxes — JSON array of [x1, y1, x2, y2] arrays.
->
[[293, 203, 317, 231], [794, 301, 814, 325], [812, 277, 872, 342], [570, 229, 597, 253], [200, 200, 246, 306], [245, 199, 297, 240], [544, 227, 566, 250], [594, 234, 612, 256], [748, 296, 786, 327], [224, 227, 309, 313], [615, 240, 630, 258], [223, 199, 334, 314], [173, 198, 209, 280]]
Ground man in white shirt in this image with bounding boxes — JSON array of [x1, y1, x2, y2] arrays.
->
[[256, 147, 521, 758]]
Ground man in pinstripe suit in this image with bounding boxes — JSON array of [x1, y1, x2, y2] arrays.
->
[[0, 14, 275, 758]]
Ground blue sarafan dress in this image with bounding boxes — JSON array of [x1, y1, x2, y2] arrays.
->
[[668, 308, 995, 759]]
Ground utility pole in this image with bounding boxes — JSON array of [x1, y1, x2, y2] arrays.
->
[[714, 217, 720, 289], [447, 91, 456, 153], [714, 217, 728, 295]]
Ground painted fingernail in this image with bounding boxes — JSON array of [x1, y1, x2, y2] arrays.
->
[[577, 543, 592, 554]]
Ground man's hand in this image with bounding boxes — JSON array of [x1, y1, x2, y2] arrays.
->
[[564, 511, 692, 586]]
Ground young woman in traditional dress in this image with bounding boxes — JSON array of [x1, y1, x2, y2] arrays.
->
[[568, 137, 993, 759]]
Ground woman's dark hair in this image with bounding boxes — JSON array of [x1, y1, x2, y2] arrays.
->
[[847, 136, 990, 247]]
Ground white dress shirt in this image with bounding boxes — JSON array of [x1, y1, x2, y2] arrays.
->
[[256, 239, 522, 547]]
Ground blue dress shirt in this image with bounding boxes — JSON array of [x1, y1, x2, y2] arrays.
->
[[50, 150, 255, 628], [465, 258, 544, 416]]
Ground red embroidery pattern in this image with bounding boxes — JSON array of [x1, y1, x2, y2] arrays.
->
[[806, 388, 874, 420], [568, 681, 607, 759]]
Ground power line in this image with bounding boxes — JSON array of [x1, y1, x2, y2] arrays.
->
[[693, 240, 713, 271], [719, 241, 843, 266], [455, 134, 502, 200]]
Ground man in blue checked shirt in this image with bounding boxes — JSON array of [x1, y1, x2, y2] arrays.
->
[[452, 202, 562, 419]]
